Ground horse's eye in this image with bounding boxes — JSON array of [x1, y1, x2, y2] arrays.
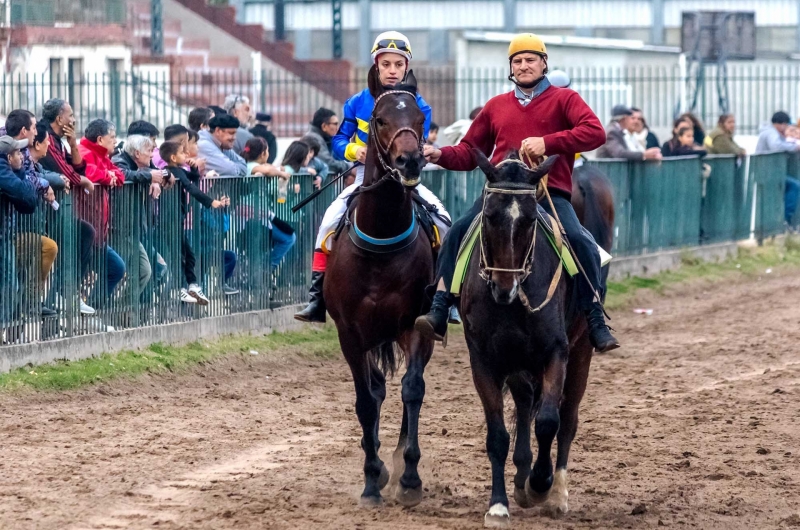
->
[[376, 118, 385, 127]]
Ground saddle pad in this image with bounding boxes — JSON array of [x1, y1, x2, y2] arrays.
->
[[450, 213, 580, 296]]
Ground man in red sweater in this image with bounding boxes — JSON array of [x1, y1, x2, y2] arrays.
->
[[415, 33, 619, 353]]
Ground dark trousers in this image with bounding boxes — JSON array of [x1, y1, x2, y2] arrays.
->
[[435, 191, 603, 311], [78, 220, 95, 279], [181, 235, 197, 286]]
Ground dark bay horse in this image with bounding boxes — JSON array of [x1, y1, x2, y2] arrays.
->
[[324, 68, 435, 507], [460, 151, 614, 527]]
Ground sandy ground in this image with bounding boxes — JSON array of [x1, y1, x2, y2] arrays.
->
[[2, 271, 800, 530]]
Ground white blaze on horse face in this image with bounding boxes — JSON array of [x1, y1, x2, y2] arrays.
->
[[396, 101, 406, 110], [507, 199, 521, 255]]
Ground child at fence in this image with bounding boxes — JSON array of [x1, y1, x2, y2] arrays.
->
[[161, 140, 233, 304], [239, 137, 297, 288], [662, 126, 707, 158], [299, 134, 330, 183], [281, 141, 321, 196]]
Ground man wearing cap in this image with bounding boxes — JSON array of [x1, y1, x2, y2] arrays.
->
[[197, 113, 248, 177], [596, 104, 662, 160], [414, 33, 620, 353]]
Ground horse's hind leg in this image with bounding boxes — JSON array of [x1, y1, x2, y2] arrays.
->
[[341, 334, 387, 506], [551, 337, 593, 515], [506, 374, 536, 509], [526, 341, 568, 505], [472, 361, 511, 528], [395, 330, 434, 507]]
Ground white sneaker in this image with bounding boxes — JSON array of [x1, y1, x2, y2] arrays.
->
[[187, 284, 209, 305], [180, 288, 198, 304], [80, 300, 96, 315]]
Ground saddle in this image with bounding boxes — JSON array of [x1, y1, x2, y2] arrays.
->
[[331, 187, 450, 254]]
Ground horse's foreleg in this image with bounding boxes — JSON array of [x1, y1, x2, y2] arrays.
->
[[395, 330, 434, 507], [506, 374, 536, 509], [527, 340, 568, 505], [341, 335, 387, 506], [472, 360, 511, 528], [551, 336, 593, 515]]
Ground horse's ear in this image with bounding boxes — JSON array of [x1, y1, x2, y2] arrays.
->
[[368, 64, 383, 98], [472, 148, 499, 183], [405, 69, 418, 89], [527, 155, 560, 184]]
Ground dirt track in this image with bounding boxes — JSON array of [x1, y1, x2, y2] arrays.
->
[[2, 271, 800, 530]]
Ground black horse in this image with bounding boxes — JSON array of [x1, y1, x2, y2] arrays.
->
[[461, 150, 614, 527]]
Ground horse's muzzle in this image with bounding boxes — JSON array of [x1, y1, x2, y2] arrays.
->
[[490, 277, 519, 305], [395, 153, 425, 187]]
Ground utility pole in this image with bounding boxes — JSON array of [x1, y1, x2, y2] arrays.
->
[[275, 0, 285, 41], [151, 0, 163, 56], [332, 0, 343, 59], [359, 0, 371, 66]]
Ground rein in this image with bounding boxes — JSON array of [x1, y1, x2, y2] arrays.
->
[[478, 181, 563, 314]]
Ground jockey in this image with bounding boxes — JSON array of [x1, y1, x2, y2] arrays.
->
[[414, 33, 620, 353], [294, 31, 451, 323]]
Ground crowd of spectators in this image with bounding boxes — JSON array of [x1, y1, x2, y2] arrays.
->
[[0, 94, 354, 334]]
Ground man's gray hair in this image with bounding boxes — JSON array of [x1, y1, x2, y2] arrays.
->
[[124, 134, 155, 157], [223, 94, 250, 114], [42, 98, 67, 124]]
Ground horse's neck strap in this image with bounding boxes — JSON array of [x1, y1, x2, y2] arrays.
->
[[348, 207, 420, 254]]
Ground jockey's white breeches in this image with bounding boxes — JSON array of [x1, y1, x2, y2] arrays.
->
[[315, 166, 451, 250]]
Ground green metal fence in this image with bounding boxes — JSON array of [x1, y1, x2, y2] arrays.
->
[[0, 153, 794, 347]]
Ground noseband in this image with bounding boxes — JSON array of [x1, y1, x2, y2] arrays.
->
[[368, 90, 424, 187]]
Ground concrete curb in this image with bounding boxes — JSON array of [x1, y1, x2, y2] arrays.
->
[[0, 304, 307, 374], [608, 242, 740, 280]]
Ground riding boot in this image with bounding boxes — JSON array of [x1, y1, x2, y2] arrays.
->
[[414, 290, 453, 341], [585, 302, 620, 353], [294, 272, 326, 323]]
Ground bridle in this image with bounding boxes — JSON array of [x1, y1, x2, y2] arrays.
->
[[367, 89, 424, 187], [478, 179, 540, 284], [478, 157, 563, 314]]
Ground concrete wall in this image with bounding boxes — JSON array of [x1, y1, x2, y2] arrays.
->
[[607, 242, 739, 280], [0, 304, 307, 374], [8, 43, 132, 77]]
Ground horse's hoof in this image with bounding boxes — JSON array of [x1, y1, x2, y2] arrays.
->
[[484, 503, 510, 528], [514, 486, 534, 508], [396, 485, 423, 507], [359, 495, 384, 508], [378, 463, 390, 491], [525, 475, 551, 505]]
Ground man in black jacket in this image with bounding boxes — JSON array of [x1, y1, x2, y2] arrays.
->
[[249, 113, 278, 164], [306, 108, 350, 176]]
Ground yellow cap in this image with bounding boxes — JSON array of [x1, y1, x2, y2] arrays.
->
[[508, 33, 547, 59]]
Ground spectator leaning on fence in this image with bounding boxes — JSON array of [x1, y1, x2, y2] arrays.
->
[[661, 126, 707, 158], [78, 119, 127, 308], [198, 114, 247, 177], [112, 134, 170, 293], [307, 108, 350, 176], [223, 94, 255, 156], [630, 107, 659, 150], [160, 140, 231, 304], [680, 112, 707, 148], [39, 98, 100, 316], [249, 113, 278, 164], [427, 121, 440, 148], [756, 111, 800, 228], [596, 104, 662, 160], [240, 137, 297, 282], [706, 114, 746, 157]]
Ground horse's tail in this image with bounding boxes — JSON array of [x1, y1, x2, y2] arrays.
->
[[575, 165, 614, 252], [370, 341, 403, 378]]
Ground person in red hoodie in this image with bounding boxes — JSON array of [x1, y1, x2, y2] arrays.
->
[[78, 119, 126, 306], [414, 33, 618, 353]]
